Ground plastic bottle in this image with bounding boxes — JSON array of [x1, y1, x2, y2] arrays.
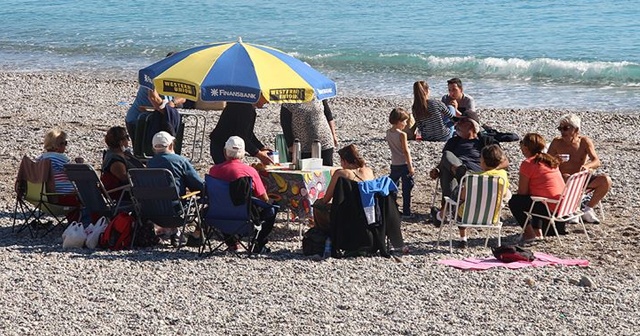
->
[[270, 150, 279, 164], [323, 237, 332, 258], [292, 138, 301, 169], [311, 139, 321, 159]]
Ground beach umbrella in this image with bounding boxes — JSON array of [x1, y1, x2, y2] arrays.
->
[[139, 38, 337, 104]]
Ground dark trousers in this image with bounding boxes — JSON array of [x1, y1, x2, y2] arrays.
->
[[389, 164, 414, 216], [210, 141, 225, 165], [508, 194, 550, 229]]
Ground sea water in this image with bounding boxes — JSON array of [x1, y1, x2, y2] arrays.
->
[[1, 0, 638, 111]]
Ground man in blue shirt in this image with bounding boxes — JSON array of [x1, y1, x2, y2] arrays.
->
[[147, 131, 204, 195]]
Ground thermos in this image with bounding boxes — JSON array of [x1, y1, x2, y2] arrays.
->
[[292, 138, 301, 169], [311, 139, 321, 159]]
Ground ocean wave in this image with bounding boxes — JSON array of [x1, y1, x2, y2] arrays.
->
[[298, 52, 640, 86]]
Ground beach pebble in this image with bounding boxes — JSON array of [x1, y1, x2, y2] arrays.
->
[[579, 276, 595, 288]]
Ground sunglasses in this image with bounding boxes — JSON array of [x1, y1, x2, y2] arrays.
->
[[557, 125, 573, 131]]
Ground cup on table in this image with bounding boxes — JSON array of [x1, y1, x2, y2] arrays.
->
[[558, 154, 570, 162]]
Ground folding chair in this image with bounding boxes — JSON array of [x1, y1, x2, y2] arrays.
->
[[523, 169, 591, 246], [128, 168, 201, 248], [329, 177, 400, 258], [64, 163, 132, 220], [13, 156, 79, 237], [200, 175, 277, 256], [436, 174, 507, 252]]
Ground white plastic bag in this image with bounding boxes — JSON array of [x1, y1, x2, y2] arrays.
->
[[62, 221, 87, 249], [86, 216, 108, 249]]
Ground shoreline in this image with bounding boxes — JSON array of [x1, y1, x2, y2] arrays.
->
[[1, 70, 638, 334]]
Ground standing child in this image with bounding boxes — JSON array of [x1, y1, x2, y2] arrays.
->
[[455, 144, 510, 248], [386, 108, 415, 218]]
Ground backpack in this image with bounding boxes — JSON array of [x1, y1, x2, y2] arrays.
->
[[99, 212, 134, 250], [302, 227, 328, 256], [491, 245, 535, 263]]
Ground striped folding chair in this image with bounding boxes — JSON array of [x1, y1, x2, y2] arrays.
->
[[522, 169, 591, 246], [436, 174, 507, 252]]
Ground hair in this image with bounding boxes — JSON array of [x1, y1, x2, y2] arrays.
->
[[105, 126, 129, 149], [520, 133, 559, 168], [389, 107, 409, 124], [338, 144, 366, 168], [481, 144, 505, 169], [225, 147, 245, 160], [558, 113, 581, 130], [43, 129, 67, 151], [411, 81, 430, 120], [447, 77, 463, 89]]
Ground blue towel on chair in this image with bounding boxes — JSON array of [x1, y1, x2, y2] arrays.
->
[[357, 177, 398, 224]]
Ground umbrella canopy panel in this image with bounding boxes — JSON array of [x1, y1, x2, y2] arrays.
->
[[139, 41, 337, 104]]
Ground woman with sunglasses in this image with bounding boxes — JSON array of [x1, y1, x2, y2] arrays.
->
[[100, 126, 144, 200], [37, 129, 82, 219]]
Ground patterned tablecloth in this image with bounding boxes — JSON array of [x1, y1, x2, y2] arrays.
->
[[260, 167, 334, 219]]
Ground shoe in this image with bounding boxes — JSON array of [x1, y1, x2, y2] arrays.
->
[[581, 208, 600, 224], [430, 207, 443, 227], [186, 234, 203, 247], [455, 240, 468, 249], [402, 214, 415, 220], [252, 245, 271, 254], [170, 233, 187, 247]]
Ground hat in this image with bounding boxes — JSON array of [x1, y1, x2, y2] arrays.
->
[[152, 131, 175, 149], [452, 110, 481, 124], [224, 136, 245, 152]]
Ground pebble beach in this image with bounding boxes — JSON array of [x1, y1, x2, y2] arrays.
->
[[0, 71, 639, 335]]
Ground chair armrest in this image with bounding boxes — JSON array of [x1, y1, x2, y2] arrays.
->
[[251, 197, 280, 210], [181, 190, 201, 200], [106, 184, 131, 194], [443, 196, 457, 206], [530, 196, 559, 205], [43, 191, 77, 197]]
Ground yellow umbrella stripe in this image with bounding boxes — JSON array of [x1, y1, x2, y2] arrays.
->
[[243, 44, 316, 102], [153, 43, 235, 100]]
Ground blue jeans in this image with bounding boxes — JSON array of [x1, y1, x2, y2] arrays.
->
[[389, 164, 414, 216]]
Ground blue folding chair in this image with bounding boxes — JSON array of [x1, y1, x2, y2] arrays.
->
[[200, 175, 278, 256], [128, 168, 201, 248]]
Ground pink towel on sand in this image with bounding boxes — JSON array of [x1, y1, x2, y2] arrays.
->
[[438, 252, 589, 270]]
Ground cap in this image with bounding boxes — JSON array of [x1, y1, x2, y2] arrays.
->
[[452, 110, 481, 124], [152, 131, 175, 149], [224, 136, 245, 152]]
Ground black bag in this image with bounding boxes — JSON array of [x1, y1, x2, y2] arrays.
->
[[491, 245, 535, 263], [133, 219, 159, 248], [302, 227, 328, 256]]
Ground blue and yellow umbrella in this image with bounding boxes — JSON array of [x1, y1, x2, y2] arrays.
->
[[139, 39, 337, 104]]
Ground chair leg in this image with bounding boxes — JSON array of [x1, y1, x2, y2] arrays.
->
[[579, 216, 590, 242], [549, 220, 563, 246]]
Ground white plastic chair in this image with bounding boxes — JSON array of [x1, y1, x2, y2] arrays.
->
[[436, 174, 507, 252], [523, 169, 592, 246]]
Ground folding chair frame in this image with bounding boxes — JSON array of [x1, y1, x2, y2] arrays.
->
[[522, 170, 592, 246], [128, 168, 201, 249], [12, 156, 79, 237], [436, 174, 507, 252], [64, 163, 131, 220], [200, 175, 265, 257]]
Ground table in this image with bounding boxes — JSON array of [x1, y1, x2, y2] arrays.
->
[[260, 166, 334, 220]]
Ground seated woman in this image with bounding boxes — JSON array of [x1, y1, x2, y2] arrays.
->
[[509, 133, 565, 242], [314, 144, 407, 254], [37, 129, 81, 220], [100, 126, 144, 200], [412, 80, 455, 141]]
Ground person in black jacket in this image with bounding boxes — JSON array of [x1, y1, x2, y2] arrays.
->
[[428, 111, 509, 224], [209, 102, 274, 165]]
